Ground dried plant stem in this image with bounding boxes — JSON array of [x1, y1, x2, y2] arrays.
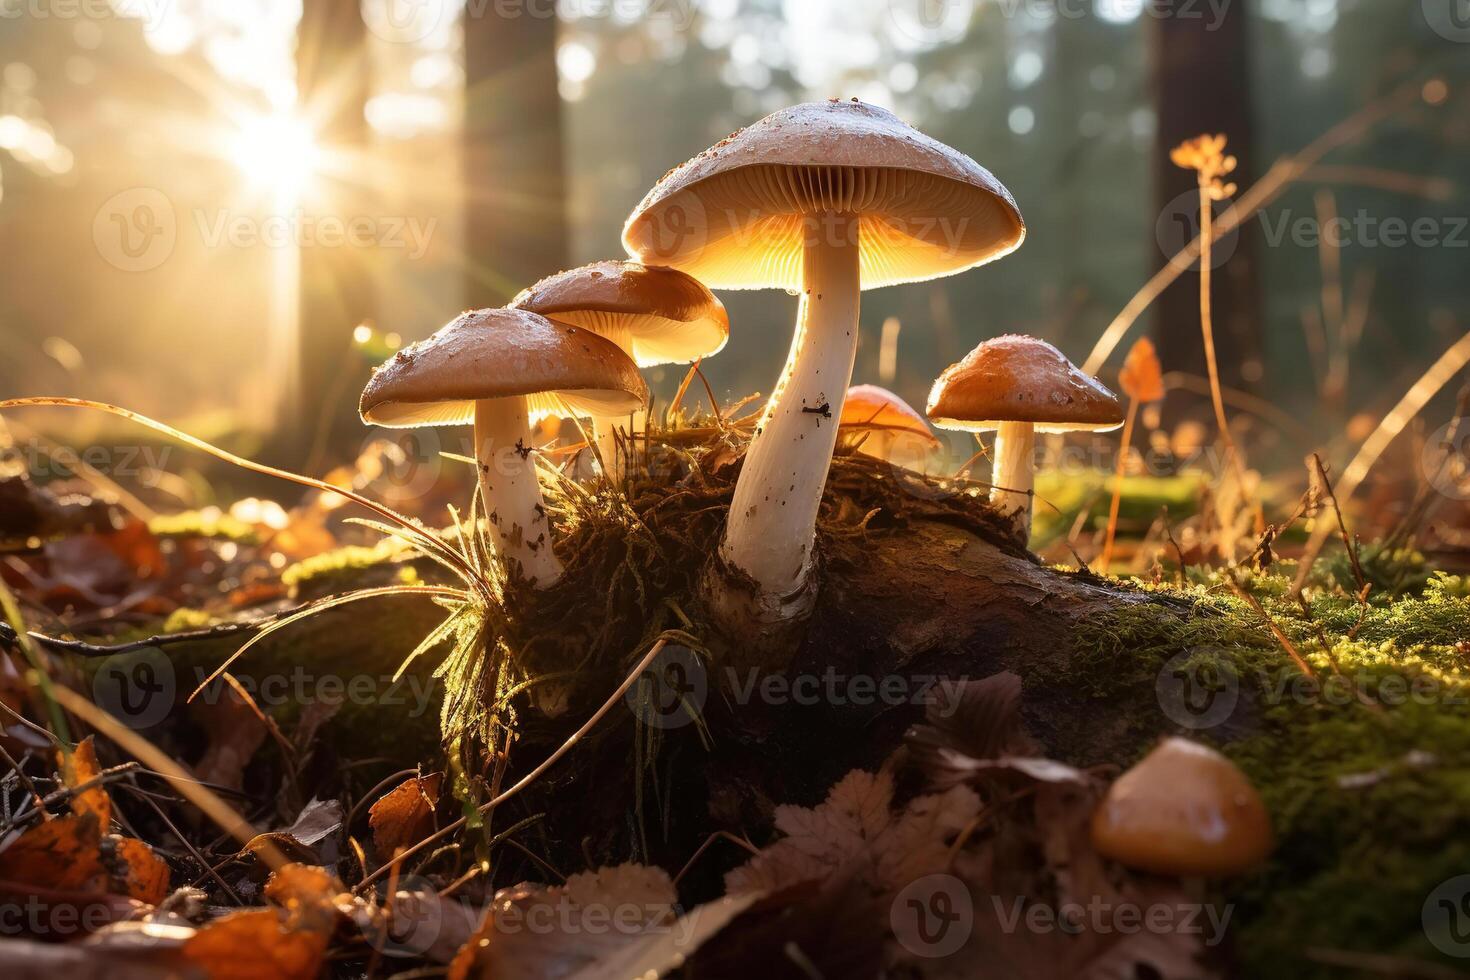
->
[[1099, 397, 1140, 573], [1291, 324, 1470, 596]]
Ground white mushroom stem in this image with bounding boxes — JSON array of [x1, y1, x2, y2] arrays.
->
[[474, 398, 564, 587], [722, 212, 862, 600], [991, 421, 1036, 539]]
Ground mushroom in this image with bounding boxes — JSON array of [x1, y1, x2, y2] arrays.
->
[[623, 99, 1024, 620], [1090, 736, 1273, 877], [927, 335, 1123, 541], [839, 384, 941, 466], [511, 260, 729, 479], [358, 308, 647, 587]]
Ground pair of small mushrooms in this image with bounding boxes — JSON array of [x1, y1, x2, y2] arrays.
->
[[358, 263, 727, 587]]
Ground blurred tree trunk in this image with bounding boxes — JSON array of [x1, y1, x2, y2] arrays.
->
[[1149, 1, 1263, 394], [292, 0, 374, 467], [463, 9, 570, 305]]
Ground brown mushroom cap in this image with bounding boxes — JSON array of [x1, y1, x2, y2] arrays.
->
[[510, 261, 729, 368], [840, 384, 941, 449], [926, 335, 1124, 434], [358, 308, 648, 427], [1091, 737, 1273, 877], [622, 99, 1024, 292]]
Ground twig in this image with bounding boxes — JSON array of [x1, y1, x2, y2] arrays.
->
[[1227, 573, 1316, 678], [672, 830, 759, 887]]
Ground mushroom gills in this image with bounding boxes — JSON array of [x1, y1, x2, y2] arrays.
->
[[474, 397, 564, 587], [721, 212, 862, 596]]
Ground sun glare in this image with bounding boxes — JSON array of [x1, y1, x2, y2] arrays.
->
[[229, 112, 321, 201]]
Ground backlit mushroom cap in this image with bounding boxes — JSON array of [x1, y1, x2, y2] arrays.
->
[[926, 335, 1124, 434], [622, 99, 1024, 292], [1091, 737, 1273, 877], [511, 261, 729, 368], [840, 384, 941, 449], [359, 308, 648, 428]]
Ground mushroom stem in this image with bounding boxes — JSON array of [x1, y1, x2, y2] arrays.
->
[[474, 397, 564, 587], [991, 421, 1036, 539], [721, 213, 862, 600]]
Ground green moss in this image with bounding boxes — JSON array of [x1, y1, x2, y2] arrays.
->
[[1058, 569, 1470, 978], [148, 509, 259, 542], [1031, 470, 1203, 545], [280, 540, 417, 593]]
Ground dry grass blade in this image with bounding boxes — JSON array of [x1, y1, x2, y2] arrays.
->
[[0, 397, 484, 591]]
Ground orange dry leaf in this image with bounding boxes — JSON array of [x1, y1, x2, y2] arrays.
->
[[0, 813, 107, 891], [264, 863, 346, 933], [181, 909, 329, 980], [110, 837, 171, 905], [60, 735, 111, 829], [369, 772, 443, 859], [1119, 337, 1165, 404]]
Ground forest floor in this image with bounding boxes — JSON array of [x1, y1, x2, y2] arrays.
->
[[0, 417, 1468, 979]]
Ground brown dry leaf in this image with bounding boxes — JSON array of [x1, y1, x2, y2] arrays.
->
[[190, 685, 269, 792], [0, 813, 107, 891], [264, 863, 347, 933], [368, 772, 443, 860], [181, 908, 329, 980], [724, 768, 982, 896], [449, 863, 678, 980], [1119, 337, 1166, 404], [60, 735, 111, 828], [109, 837, 171, 905]]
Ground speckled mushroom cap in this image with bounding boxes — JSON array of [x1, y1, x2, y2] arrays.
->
[[359, 308, 648, 427], [1090, 737, 1273, 877], [622, 99, 1025, 292], [840, 384, 941, 448], [926, 335, 1124, 434], [510, 261, 729, 368]]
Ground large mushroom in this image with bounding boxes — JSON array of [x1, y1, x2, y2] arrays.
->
[[359, 308, 647, 587], [927, 335, 1123, 541], [623, 99, 1024, 622], [1091, 737, 1273, 877], [511, 261, 729, 479]]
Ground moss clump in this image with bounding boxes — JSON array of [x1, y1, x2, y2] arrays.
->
[[280, 540, 418, 597], [148, 509, 259, 542], [1059, 568, 1470, 978]]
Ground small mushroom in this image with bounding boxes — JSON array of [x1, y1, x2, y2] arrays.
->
[[839, 384, 941, 465], [511, 261, 728, 480], [624, 99, 1024, 619], [1091, 737, 1273, 877], [927, 335, 1123, 541], [358, 309, 647, 587]]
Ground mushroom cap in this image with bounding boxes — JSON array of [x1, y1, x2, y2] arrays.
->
[[511, 261, 729, 368], [1090, 737, 1273, 877], [926, 335, 1125, 434], [359, 308, 648, 428], [622, 99, 1024, 292], [840, 384, 941, 449]]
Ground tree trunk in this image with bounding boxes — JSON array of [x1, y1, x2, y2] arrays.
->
[[292, 0, 375, 468], [463, 8, 570, 306], [1149, 0, 1263, 397]]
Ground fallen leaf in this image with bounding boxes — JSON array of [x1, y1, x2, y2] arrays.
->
[[905, 673, 1036, 790], [108, 837, 171, 906], [181, 908, 329, 980], [1119, 337, 1166, 404], [724, 768, 982, 896], [368, 772, 443, 859], [0, 813, 107, 891], [190, 686, 269, 793], [449, 863, 679, 980], [60, 736, 111, 829]]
